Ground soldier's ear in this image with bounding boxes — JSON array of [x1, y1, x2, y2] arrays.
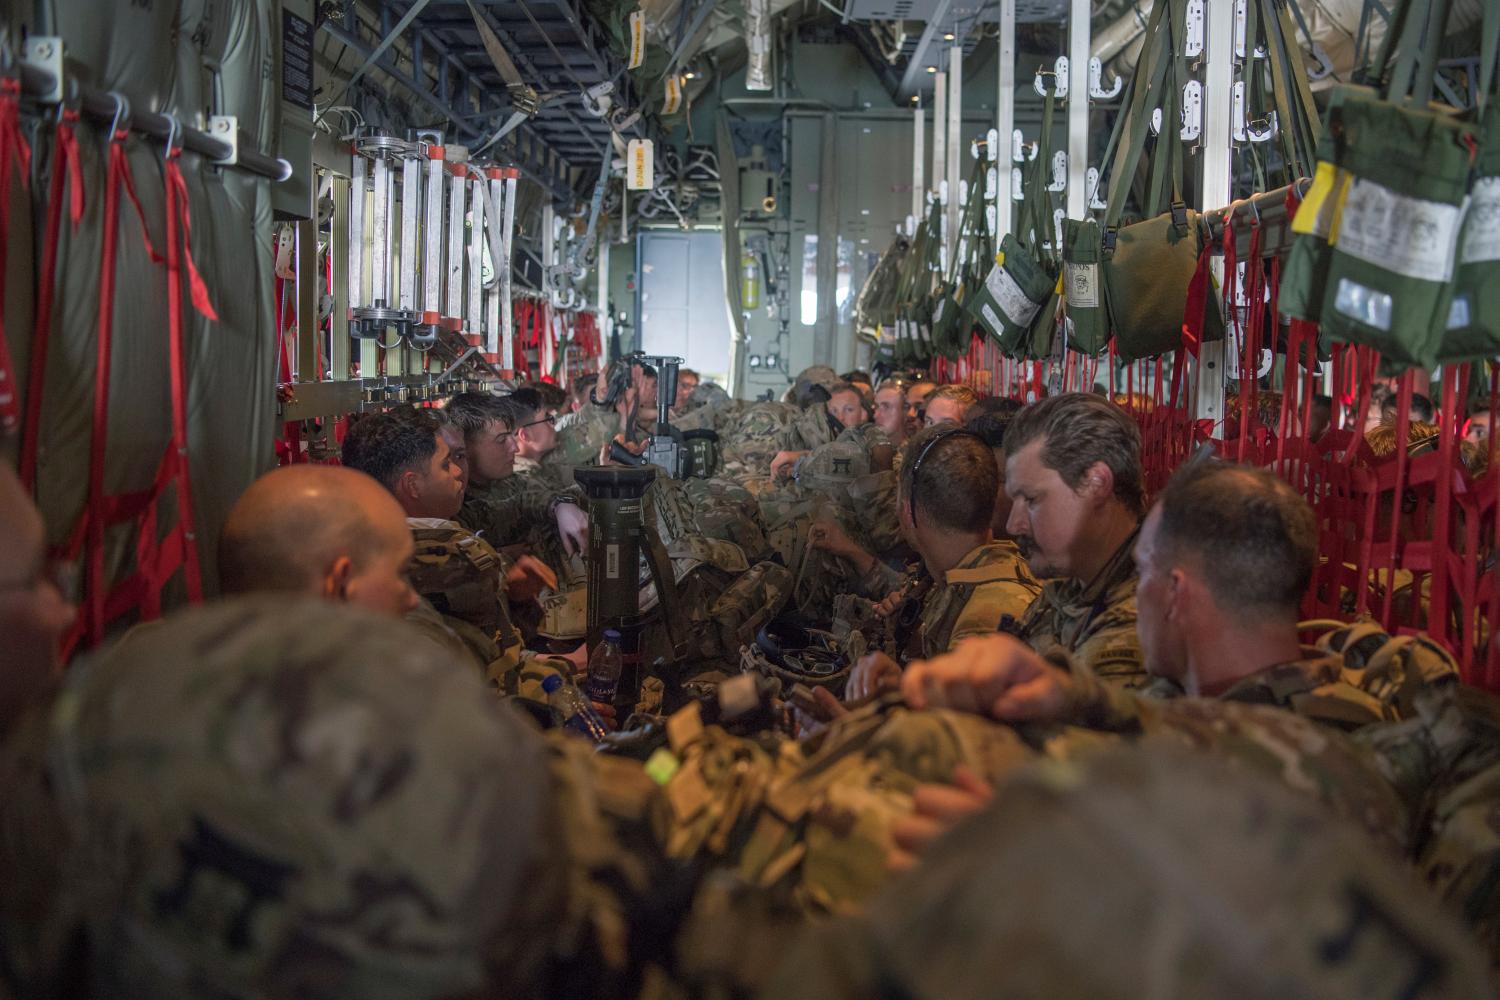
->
[[325, 556, 354, 601], [1081, 461, 1115, 504]]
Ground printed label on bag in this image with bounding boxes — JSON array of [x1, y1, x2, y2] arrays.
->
[[1461, 177, 1500, 264], [1333, 277, 1393, 332], [1334, 178, 1460, 283], [1065, 263, 1098, 308], [981, 303, 1004, 335], [985, 264, 1043, 327], [628, 10, 645, 69]]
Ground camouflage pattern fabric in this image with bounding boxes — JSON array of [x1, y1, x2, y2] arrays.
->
[[761, 743, 1495, 1000], [781, 402, 840, 453], [35, 597, 553, 1000], [1017, 528, 1146, 689], [918, 541, 1041, 658], [792, 440, 871, 499], [459, 471, 582, 579], [685, 476, 773, 563], [548, 403, 628, 468], [719, 401, 798, 478], [649, 698, 1035, 916], [404, 517, 567, 701], [843, 470, 904, 560]]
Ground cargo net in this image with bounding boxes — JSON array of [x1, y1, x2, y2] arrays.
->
[[926, 258, 1499, 694]]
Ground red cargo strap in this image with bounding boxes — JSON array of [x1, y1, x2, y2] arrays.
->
[[19, 110, 84, 490], [0, 79, 32, 435]]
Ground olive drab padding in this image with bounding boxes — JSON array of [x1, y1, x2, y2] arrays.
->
[[17, 1, 278, 615], [1439, 3, 1500, 362]]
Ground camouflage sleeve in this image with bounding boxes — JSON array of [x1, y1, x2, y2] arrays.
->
[[459, 475, 557, 549], [548, 405, 623, 468], [1043, 648, 1147, 732], [949, 580, 1043, 650], [858, 558, 906, 600]]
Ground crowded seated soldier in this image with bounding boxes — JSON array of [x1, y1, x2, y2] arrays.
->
[[838, 426, 1041, 699], [446, 391, 588, 574], [508, 386, 567, 477], [872, 379, 910, 449], [921, 383, 981, 428], [904, 379, 938, 432], [339, 407, 582, 694], [675, 366, 700, 411], [218, 464, 419, 618], [901, 460, 1458, 732], [772, 380, 871, 479], [549, 360, 659, 467], [1003, 392, 1148, 687]]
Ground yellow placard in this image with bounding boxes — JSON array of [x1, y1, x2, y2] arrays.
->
[[663, 75, 682, 115], [628, 10, 645, 69], [627, 138, 654, 190]]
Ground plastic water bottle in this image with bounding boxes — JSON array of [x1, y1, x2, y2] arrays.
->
[[541, 674, 609, 742], [584, 629, 625, 705]]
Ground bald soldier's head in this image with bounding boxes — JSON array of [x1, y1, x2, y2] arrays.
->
[[0, 463, 77, 733], [219, 466, 418, 618]]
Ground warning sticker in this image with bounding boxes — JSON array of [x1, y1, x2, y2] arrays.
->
[[985, 263, 1042, 328], [606, 543, 621, 579], [1065, 263, 1098, 308], [1461, 177, 1500, 265], [663, 75, 682, 115], [1334, 177, 1461, 284]]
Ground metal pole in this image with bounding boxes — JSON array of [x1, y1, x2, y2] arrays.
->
[[1066, 0, 1090, 219], [996, 0, 1015, 239], [946, 46, 962, 261], [932, 70, 947, 270], [912, 100, 925, 235], [1194, 0, 1236, 423]]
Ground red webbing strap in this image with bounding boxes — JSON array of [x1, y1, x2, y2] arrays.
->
[[1427, 364, 1460, 653], [19, 111, 83, 490], [1378, 373, 1414, 627], [0, 79, 32, 435]]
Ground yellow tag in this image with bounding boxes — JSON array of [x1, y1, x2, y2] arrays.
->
[[1292, 161, 1342, 239], [627, 138, 654, 190], [627, 10, 645, 69], [1054, 274, 1064, 295], [1324, 168, 1355, 244], [995, 250, 1006, 267], [663, 75, 682, 115]]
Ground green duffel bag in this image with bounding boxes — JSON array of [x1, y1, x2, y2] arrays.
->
[[1318, 97, 1476, 370], [973, 234, 1056, 358], [1279, 86, 1375, 323], [1438, 6, 1500, 362], [1102, 207, 1212, 362], [1062, 218, 1109, 355]]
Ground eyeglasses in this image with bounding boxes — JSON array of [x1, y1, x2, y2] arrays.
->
[[518, 413, 557, 431]]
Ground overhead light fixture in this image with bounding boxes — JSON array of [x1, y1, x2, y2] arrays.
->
[[943, 32, 955, 40], [684, 71, 696, 79], [926, 65, 937, 73]]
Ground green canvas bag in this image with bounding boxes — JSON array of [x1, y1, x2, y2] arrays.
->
[[1062, 218, 1109, 355]]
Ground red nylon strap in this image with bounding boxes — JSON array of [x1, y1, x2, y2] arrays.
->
[[0, 80, 32, 434], [19, 113, 84, 490], [1377, 373, 1414, 626]]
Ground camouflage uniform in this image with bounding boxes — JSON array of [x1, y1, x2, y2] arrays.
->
[[918, 541, 1041, 658], [404, 517, 567, 701], [458, 471, 583, 578], [781, 402, 841, 453], [547, 403, 625, 468], [762, 743, 1493, 1000], [1051, 620, 1463, 736], [25, 597, 555, 999], [718, 401, 798, 479], [1016, 528, 1146, 689]]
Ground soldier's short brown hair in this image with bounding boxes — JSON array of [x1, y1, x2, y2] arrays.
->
[[1004, 393, 1144, 515], [900, 425, 997, 534], [444, 392, 514, 440], [1157, 461, 1316, 616]]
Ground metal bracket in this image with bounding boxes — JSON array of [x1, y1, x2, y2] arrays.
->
[[208, 116, 239, 166], [1085, 166, 1107, 210], [986, 127, 999, 162], [1033, 57, 1068, 97], [1048, 150, 1067, 192], [1011, 167, 1024, 202], [1087, 57, 1122, 100], [1234, 0, 1247, 60], [1180, 80, 1202, 141], [20, 36, 64, 103], [1012, 129, 1037, 162], [1150, 107, 1163, 135], [581, 80, 614, 117], [1185, 0, 1205, 58], [1306, 44, 1334, 80], [985, 164, 998, 199]]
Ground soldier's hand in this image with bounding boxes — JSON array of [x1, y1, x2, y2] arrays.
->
[[555, 502, 589, 557], [807, 517, 854, 558], [888, 765, 994, 871], [848, 651, 903, 702], [769, 450, 806, 480], [901, 634, 1071, 722], [875, 590, 903, 618], [505, 555, 558, 603], [591, 700, 619, 730]]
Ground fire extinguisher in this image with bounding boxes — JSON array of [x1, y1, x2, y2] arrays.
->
[[740, 251, 762, 312]]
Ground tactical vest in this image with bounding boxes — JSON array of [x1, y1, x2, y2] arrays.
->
[[920, 553, 1039, 659], [408, 526, 506, 640]]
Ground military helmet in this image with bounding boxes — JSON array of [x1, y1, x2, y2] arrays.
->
[[763, 743, 1497, 999], [789, 366, 843, 408], [794, 441, 872, 495], [47, 596, 552, 999]]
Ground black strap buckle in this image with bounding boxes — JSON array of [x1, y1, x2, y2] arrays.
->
[[1170, 201, 1189, 235], [1102, 228, 1118, 254]]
